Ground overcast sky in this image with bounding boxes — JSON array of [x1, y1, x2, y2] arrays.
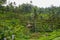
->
[[7, 0, 60, 8]]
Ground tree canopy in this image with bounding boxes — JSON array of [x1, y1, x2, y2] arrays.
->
[[0, 0, 6, 4]]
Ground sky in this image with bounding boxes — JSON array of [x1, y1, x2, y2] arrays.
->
[[6, 0, 60, 8]]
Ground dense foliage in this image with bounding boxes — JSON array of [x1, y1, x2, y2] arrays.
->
[[0, 1, 60, 40]]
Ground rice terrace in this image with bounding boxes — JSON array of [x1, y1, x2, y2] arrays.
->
[[0, 0, 60, 40]]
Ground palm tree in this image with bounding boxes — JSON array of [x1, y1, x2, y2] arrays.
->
[[30, 1, 38, 32], [30, 1, 32, 3]]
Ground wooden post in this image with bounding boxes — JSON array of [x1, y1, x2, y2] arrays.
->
[[4, 37, 6, 40], [12, 34, 15, 40]]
